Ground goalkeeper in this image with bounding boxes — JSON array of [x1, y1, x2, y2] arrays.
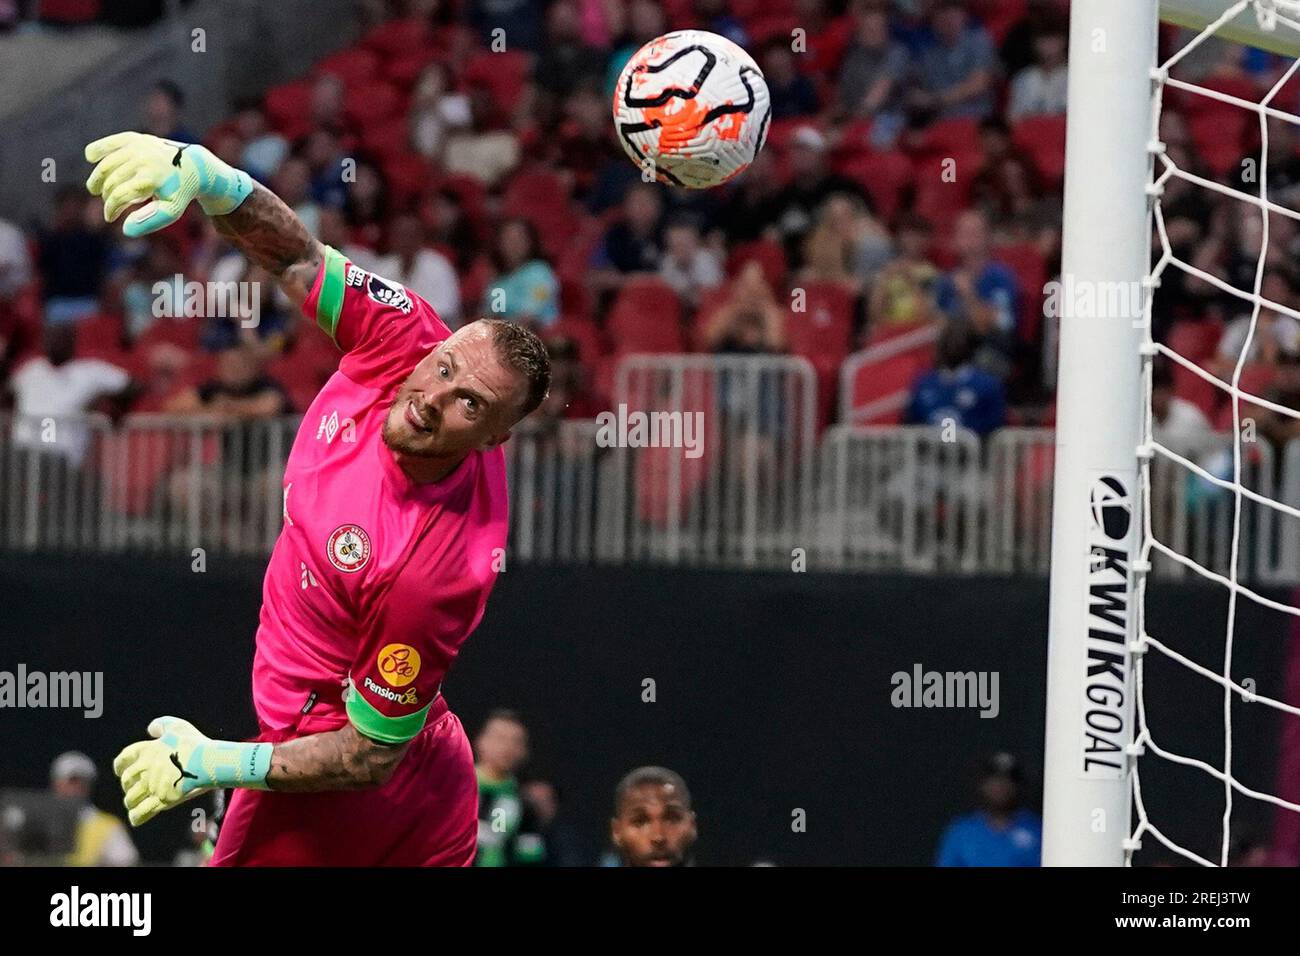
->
[[92, 131, 549, 865]]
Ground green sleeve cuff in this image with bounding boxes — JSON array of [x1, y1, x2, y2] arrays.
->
[[315, 245, 347, 342], [346, 685, 431, 745]]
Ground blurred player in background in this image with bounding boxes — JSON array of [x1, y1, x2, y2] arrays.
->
[[473, 709, 549, 866], [87, 130, 550, 866], [50, 751, 138, 867], [935, 752, 1042, 867], [609, 766, 698, 867]]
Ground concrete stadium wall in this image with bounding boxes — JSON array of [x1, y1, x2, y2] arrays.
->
[[0, 555, 1293, 866]]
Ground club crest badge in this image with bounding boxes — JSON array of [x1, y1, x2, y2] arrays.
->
[[327, 524, 371, 573]]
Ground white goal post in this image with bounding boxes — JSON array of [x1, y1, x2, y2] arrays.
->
[[1043, 0, 1300, 866]]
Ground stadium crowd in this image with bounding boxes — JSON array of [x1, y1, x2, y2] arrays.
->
[[2, 0, 1298, 450]]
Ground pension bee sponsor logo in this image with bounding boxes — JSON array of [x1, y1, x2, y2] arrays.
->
[[363, 675, 419, 707], [377, 642, 420, 687], [326, 523, 371, 573]]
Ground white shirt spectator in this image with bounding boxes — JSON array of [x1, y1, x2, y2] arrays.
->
[[10, 356, 130, 466], [1007, 64, 1069, 122], [660, 247, 724, 307], [0, 216, 32, 299], [1153, 395, 1214, 453], [371, 248, 462, 327], [1218, 313, 1300, 363]]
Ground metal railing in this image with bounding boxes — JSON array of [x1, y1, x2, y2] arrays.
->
[[2, 405, 1297, 582]]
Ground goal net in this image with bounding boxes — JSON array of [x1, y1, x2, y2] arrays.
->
[[1044, 0, 1300, 866]]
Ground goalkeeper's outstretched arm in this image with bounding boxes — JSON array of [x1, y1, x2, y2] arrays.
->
[[210, 182, 323, 310], [84, 131, 323, 310]]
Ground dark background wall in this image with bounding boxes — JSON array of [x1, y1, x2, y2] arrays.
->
[[0, 555, 1293, 866]]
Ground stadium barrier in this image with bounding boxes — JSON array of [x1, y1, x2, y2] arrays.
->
[[2, 396, 1295, 581]]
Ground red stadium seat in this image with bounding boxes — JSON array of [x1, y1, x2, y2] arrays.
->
[[464, 50, 532, 114], [970, 0, 1028, 44], [1011, 115, 1068, 189], [1167, 319, 1225, 417], [545, 316, 604, 365], [747, 14, 800, 47], [837, 150, 913, 224], [787, 281, 854, 365], [361, 117, 413, 162], [316, 47, 382, 87], [913, 154, 977, 235], [362, 16, 436, 57], [263, 80, 314, 139], [726, 239, 787, 291], [37, 0, 100, 23], [344, 81, 405, 129], [381, 152, 435, 206], [607, 278, 686, 354], [908, 116, 982, 162], [136, 317, 200, 352], [385, 48, 442, 89], [842, 324, 939, 425], [75, 312, 124, 355]]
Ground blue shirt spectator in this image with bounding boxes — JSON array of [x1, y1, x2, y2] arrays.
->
[[914, 1, 998, 120], [484, 218, 560, 329], [907, 362, 1006, 436], [936, 752, 1041, 867], [936, 808, 1042, 867], [933, 263, 1020, 336]]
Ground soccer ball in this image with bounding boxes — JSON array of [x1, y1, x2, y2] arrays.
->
[[612, 30, 771, 189]]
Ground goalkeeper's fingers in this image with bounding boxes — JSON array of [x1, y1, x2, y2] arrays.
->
[[127, 794, 166, 828], [85, 145, 137, 198], [112, 740, 152, 780], [147, 715, 199, 740], [123, 777, 152, 812], [84, 131, 140, 164]]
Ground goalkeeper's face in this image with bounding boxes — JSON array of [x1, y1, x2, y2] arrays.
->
[[382, 324, 528, 461]]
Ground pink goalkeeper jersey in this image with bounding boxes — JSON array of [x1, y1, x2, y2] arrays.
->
[[251, 247, 507, 744]]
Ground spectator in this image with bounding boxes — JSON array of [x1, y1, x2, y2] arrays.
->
[[50, 752, 138, 867], [164, 342, 288, 419], [342, 159, 390, 252], [908, 0, 998, 122], [694, 0, 748, 48], [713, 149, 784, 245], [234, 101, 289, 183], [8, 324, 132, 470], [318, 205, 382, 273], [702, 261, 786, 355], [422, 188, 482, 273], [868, 213, 940, 332], [763, 36, 819, 120], [836, 5, 909, 144], [798, 191, 893, 294], [443, 83, 522, 187], [410, 63, 472, 163], [474, 710, 549, 866], [37, 188, 108, 326], [303, 129, 349, 209], [534, 0, 605, 113], [1007, 24, 1069, 122], [605, 0, 668, 96], [470, 0, 544, 53], [271, 156, 321, 239], [484, 217, 560, 329], [771, 125, 871, 268], [536, 334, 600, 419], [120, 235, 187, 341], [0, 212, 32, 302], [1210, 272, 1300, 379], [934, 209, 1021, 379], [660, 213, 724, 308], [371, 212, 462, 327], [609, 766, 698, 867], [1151, 358, 1213, 453], [905, 319, 1006, 437], [142, 80, 196, 142], [973, 154, 1058, 244], [936, 753, 1042, 867], [550, 80, 619, 201], [309, 73, 347, 135], [590, 182, 665, 296]]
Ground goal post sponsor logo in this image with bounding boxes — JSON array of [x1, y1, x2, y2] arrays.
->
[[1080, 472, 1135, 779]]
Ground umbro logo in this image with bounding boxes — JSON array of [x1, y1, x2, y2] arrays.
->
[[299, 562, 319, 589], [315, 410, 356, 444]]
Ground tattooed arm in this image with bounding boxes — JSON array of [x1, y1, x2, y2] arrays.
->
[[265, 723, 411, 792], [211, 182, 324, 310]]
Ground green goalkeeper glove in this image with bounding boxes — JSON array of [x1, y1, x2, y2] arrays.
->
[[113, 716, 272, 827], [84, 131, 253, 237]]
